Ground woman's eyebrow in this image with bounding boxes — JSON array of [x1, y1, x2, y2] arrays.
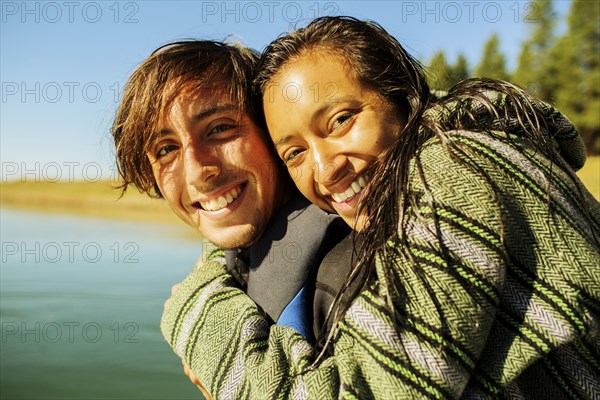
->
[[273, 96, 360, 148], [274, 135, 294, 149], [307, 95, 356, 121]]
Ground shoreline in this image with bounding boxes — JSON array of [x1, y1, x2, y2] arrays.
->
[[0, 180, 203, 239], [1, 157, 598, 224]]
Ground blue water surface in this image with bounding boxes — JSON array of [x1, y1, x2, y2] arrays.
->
[[0, 209, 204, 399]]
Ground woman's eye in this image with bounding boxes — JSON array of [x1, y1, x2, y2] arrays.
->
[[331, 113, 354, 132], [156, 144, 178, 159], [283, 148, 305, 165]]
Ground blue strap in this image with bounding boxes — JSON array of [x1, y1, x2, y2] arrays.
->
[[277, 285, 314, 342]]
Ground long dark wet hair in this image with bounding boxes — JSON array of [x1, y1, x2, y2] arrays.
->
[[255, 16, 592, 366]]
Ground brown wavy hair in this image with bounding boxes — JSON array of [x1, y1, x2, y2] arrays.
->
[[112, 40, 262, 197]]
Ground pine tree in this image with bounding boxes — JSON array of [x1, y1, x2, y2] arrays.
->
[[449, 54, 470, 86], [428, 50, 453, 91], [428, 52, 471, 91], [553, 0, 600, 153], [474, 34, 510, 81], [513, 0, 556, 100]]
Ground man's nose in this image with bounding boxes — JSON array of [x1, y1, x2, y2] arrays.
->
[[182, 144, 220, 186]]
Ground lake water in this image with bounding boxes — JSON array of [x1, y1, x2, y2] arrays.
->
[[0, 209, 205, 399]]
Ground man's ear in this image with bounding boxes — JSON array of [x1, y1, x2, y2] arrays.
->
[[153, 182, 163, 198]]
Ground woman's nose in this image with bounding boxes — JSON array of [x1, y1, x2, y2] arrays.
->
[[311, 141, 348, 186]]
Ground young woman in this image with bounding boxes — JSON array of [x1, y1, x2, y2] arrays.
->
[[162, 17, 600, 399]]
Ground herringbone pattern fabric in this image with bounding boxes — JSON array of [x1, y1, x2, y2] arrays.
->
[[161, 103, 600, 399]]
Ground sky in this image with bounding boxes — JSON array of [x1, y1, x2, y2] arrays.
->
[[1, 0, 573, 182]]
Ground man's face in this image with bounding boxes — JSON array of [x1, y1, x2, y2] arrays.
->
[[147, 89, 289, 248]]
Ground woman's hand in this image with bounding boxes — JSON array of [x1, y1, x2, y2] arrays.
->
[[164, 282, 181, 308], [182, 358, 212, 399]]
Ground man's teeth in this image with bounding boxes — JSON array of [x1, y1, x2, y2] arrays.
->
[[331, 176, 367, 203], [200, 186, 242, 211]]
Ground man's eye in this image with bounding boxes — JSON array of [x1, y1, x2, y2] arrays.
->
[[209, 123, 236, 135], [156, 144, 178, 158]]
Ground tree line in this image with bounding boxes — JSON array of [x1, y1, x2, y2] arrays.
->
[[426, 0, 599, 154]]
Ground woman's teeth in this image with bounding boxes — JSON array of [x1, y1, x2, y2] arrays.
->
[[200, 186, 242, 211], [330, 175, 367, 203]]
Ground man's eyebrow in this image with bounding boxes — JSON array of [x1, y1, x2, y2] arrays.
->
[[192, 103, 238, 123], [155, 103, 239, 138]]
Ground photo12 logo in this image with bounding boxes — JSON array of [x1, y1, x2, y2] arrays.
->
[[199, 1, 339, 24], [1, 2, 140, 24], [1, 241, 140, 264], [1, 82, 122, 104], [1, 321, 140, 343], [399, 1, 541, 24], [1, 162, 118, 183]]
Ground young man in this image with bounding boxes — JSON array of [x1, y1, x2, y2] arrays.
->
[[112, 40, 288, 249], [111, 40, 352, 395]]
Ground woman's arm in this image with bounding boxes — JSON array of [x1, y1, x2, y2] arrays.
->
[[164, 131, 576, 399]]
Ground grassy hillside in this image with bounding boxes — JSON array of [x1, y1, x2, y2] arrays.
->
[[1, 156, 597, 225], [0, 180, 185, 225], [577, 155, 599, 200]]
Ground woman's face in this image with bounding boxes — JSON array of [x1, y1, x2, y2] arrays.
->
[[263, 51, 404, 230]]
